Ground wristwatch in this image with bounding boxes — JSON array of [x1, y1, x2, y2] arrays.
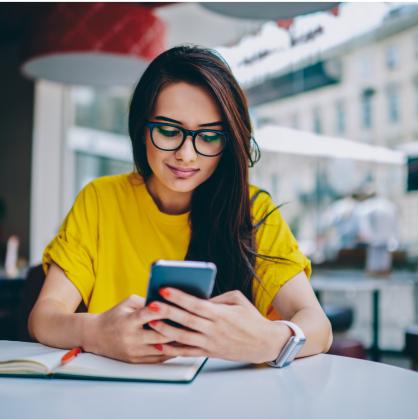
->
[[266, 321, 306, 368]]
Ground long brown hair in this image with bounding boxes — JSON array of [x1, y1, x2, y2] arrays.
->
[[129, 45, 274, 302]]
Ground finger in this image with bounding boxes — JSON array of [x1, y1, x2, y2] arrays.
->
[[140, 328, 175, 344], [167, 341, 187, 347], [210, 290, 249, 306], [150, 320, 206, 348], [155, 343, 209, 358], [158, 288, 216, 319], [149, 302, 212, 333], [130, 355, 174, 364], [118, 342, 174, 362], [132, 303, 176, 326]]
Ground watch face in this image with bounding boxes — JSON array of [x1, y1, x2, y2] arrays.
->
[[268, 337, 306, 368], [282, 340, 305, 367]]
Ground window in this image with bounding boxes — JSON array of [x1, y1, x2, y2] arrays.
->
[[73, 86, 130, 135], [75, 152, 133, 196], [72, 86, 133, 198], [313, 108, 321, 134], [359, 55, 372, 79], [271, 174, 279, 197], [257, 117, 276, 127], [291, 114, 299, 130], [415, 84, 418, 115], [386, 45, 399, 69], [387, 90, 400, 123], [336, 102, 345, 134], [362, 94, 372, 128], [361, 89, 374, 129]]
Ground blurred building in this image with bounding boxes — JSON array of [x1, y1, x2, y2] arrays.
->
[[248, 5, 418, 254]]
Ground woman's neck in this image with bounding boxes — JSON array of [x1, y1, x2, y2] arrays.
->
[[145, 174, 193, 215]]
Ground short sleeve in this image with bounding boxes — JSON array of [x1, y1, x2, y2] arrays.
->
[[251, 189, 311, 318], [42, 182, 99, 307]]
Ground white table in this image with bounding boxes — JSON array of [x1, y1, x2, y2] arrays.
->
[[1, 355, 418, 419]]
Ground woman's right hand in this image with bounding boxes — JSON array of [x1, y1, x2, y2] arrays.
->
[[29, 262, 173, 364], [85, 295, 175, 364]]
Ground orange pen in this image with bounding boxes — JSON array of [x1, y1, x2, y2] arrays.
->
[[61, 347, 83, 365]]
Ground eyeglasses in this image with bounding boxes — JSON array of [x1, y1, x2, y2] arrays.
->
[[146, 122, 228, 157]]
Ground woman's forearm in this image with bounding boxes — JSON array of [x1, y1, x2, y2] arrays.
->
[[271, 271, 333, 358], [290, 306, 333, 357], [28, 261, 99, 351], [28, 301, 97, 351]]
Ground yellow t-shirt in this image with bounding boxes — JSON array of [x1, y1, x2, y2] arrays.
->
[[42, 172, 311, 318]]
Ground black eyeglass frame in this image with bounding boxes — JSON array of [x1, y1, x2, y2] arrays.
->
[[146, 122, 228, 157]]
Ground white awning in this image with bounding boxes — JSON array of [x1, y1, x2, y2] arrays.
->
[[254, 125, 406, 165], [396, 141, 418, 157]]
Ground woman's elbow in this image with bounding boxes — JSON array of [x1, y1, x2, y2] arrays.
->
[[27, 307, 39, 342], [28, 301, 47, 342], [322, 317, 333, 353]]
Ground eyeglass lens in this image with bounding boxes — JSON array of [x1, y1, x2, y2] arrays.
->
[[152, 125, 225, 156]]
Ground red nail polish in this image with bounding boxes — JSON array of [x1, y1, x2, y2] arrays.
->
[[148, 302, 160, 312], [149, 320, 158, 327], [159, 288, 170, 298], [155, 344, 163, 351]]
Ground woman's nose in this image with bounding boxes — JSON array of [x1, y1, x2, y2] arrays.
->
[[175, 135, 197, 162]]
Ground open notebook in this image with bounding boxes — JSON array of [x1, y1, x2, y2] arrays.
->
[[0, 341, 207, 383]]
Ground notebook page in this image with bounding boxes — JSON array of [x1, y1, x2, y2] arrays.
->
[[0, 341, 68, 373], [55, 353, 206, 381]]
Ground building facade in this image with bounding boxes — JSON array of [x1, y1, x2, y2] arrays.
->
[[249, 8, 418, 252]]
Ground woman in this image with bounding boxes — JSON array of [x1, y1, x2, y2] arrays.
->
[[29, 46, 332, 365]]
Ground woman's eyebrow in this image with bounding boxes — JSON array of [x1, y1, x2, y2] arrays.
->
[[155, 116, 182, 124], [199, 121, 224, 127], [155, 116, 224, 127]]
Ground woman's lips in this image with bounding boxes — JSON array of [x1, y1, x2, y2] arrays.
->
[[166, 163, 200, 178]]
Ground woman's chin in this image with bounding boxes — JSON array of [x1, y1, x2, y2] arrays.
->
[[167, 177, 200, 193], [162, 170, 209, 192]]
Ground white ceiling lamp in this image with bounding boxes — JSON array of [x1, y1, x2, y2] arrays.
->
[[199, 2, 340, 20], [20, 3, 166, 86]]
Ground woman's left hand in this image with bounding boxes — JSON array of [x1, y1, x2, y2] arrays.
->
[[148, 288, 292, 363]]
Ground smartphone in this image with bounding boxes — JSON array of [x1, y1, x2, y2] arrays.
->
[[144, 260, 217, 329]]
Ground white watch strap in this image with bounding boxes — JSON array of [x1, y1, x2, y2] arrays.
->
[[275, 320, 306, 340]]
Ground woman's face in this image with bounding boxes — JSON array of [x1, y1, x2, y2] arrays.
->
[[144, 82, 224, 194]]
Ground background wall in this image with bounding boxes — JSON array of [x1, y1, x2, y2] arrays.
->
[[0, 41, 34, 263]]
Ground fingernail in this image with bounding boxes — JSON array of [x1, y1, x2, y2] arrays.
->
[[149, 320, 158, 327], [159, 288, 170, 298], [148, 302, 160, 312], [155, 344, 163, 351]]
